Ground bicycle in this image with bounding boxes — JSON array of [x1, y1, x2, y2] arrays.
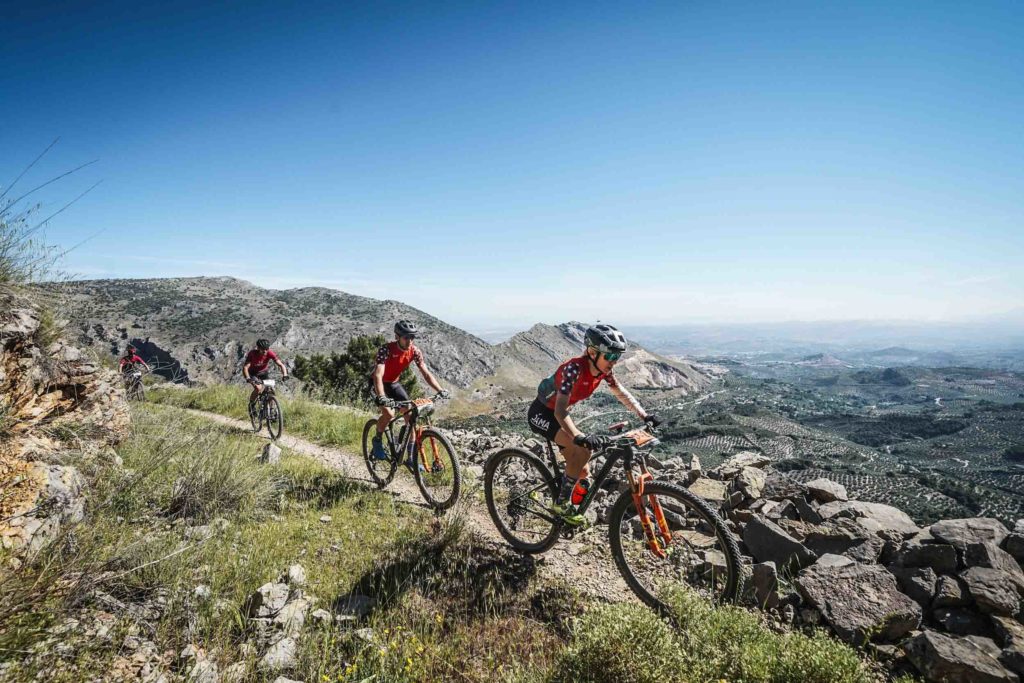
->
[[483, 421, 742, 612], [248, 377, 285, 440], [361, 393, 462, 511], [122, 368, 147, 402]]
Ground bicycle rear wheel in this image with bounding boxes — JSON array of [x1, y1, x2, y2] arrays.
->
[[265, 396, 283, 440], [413, 428, 461, 511], [609, 480, 741, 612], [362, 419, 397, 488], [483, 448, 561, 554], [249, 397, 261, 432]]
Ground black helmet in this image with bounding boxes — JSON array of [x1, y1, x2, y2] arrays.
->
[[126, 344, 136, 354], [256, 338, 271, 350], [394, 320, 418, 338], [585, 324, 627, 354]]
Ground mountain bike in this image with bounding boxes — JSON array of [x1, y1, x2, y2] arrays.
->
[[361, 393, 461, 511], [122, 368, 146, 402], [483, 421, 742, 612], [248, 378, 284, 440]]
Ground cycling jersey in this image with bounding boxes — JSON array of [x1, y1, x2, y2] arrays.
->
[[538, 354, 644, 416], [119, 354, 145, 370], [244, 349, 279, 374], [375, 341, 424, 383]]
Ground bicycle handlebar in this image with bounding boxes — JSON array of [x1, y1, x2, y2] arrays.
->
[[385, 391, 449, 409]]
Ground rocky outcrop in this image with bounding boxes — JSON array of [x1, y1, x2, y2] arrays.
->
[[1, 291, 129, 554]]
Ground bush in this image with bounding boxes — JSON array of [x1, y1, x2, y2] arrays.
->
[[294, 334, 421, 406]]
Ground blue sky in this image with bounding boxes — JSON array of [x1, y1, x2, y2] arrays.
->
[[4, 1, 1023, 330]]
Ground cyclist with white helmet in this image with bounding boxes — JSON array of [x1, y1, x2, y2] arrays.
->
[[243, 338, 288, 407], [368, 320, 449, 469], [528, 324, 660, 524]]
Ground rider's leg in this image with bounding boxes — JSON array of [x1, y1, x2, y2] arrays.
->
[[553, 429, 592, 506], [371, 405, 395, 460]]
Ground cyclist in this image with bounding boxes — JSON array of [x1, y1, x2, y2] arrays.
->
[[243, 338, 288, 408], [527, 324, 660, 525], [119, 344, 150, 378], [369, 320, 449, 470]]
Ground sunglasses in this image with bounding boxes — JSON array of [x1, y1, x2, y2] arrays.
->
[[602, 351, 623, 362]]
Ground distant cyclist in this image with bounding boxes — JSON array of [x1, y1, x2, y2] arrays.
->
[[119, 344, 150, 376], [243, 338, 288, 407], [527, 324, 660, 525], [369, 320, 449, 469]]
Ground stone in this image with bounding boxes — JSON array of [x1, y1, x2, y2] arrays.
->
[[960, 567, 1023, 616], [259, 442, 282, 464], [709, 451, 771, 479], [688, 477, 728, 503], [761, 473, 808, 502], [335, 593, 376, 619], [965, 542, 1024, 589], [245, 582, 290, 618], [931, 518, 1010, 552], [904, 631, 1019, 683], [272, 678, 305, 683], [283, 564, 307, 587], [765, 500, 797, 521], [319, 515, 332, 523], [310, 608, 333, 626], [805, 478, 848, 503], [816, 500, 921, 538], [188, 659, 220, 683], [274, 598, 310, 636], [743, 516, 817, 572], [1005, 534, 1024, 565], [222, 662, 247, 683], [795, 561, 921, 644], [793, 497, 823, 524], [193, 585, 212, 601], [260, 637, 298, 672], [992, 617, 1024, 676], [894, 537, 959, 574], [933, 575, 970, 608], [887, 566, 937, 608], [750, 561, 780, 609], [734, 467, 766, 499], [815, 553, 855, 569], [803, 517, 878, 560], [933, 608, 992, 637]]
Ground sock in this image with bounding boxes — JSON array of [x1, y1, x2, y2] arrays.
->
[[559, 474, 577, 505]]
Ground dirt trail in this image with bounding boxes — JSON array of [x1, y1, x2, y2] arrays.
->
[[183, 408, 635, 603]]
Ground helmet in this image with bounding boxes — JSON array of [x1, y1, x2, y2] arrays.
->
[[126, 344, 136, 354], [256, 338, 271, 350], [585, 324, 627, 354], [394, 320, 418, 338]]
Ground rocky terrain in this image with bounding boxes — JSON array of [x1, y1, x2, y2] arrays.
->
[[54, 277, 711, 398], [0, 289, 129, 554], [447, 426, 1024, 682]]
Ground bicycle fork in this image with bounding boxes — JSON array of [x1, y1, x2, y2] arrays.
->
[[414, 427, 444, 471], [626, 469, 673, 558]]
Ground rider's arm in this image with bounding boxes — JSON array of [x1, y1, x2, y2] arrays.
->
[[242, 362, 251, 381], [414, 350, 444, 394], [273, 356, 288, 378], [606, 374, 647, 419], [553, 392, 583, 440], [373, 363, 387, 398]]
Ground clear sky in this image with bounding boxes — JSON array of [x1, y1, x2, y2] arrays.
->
[[4, 1, 1023, 331]]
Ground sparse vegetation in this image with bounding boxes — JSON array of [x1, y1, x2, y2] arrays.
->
[[294, 333, 422, 406]]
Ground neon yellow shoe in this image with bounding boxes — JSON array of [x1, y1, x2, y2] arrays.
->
[[551, 501, 587, 527]]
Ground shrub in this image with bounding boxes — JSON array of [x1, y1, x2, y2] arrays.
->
[[294, 333, 421, 406]]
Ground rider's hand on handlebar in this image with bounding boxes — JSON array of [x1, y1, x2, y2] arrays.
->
[[435, 389, 451, 400], [643, 413, 661, 428], [574, 433, 610, 451], [375, 395, 394, 408]]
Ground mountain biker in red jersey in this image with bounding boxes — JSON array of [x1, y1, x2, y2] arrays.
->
[[119, 344, 150, 375], [243, 338, 288, 406], [369, 320, 449, 469], [527, 324, 660, 525]]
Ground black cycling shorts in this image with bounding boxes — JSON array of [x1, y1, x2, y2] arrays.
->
[[369, 379, 410, 403], [527, 399, 561, 442], [249, 370, 270, 382]]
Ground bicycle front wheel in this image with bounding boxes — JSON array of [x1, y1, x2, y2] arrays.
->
[[483, 448, 560, 554], [265, 396, 283, 440], [249, 397, 261, 432], [413, 428, 461, 511], [609, 480, 741, 612], [362, 419, 397, 488]]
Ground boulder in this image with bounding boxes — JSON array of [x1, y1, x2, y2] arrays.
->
[[283, 564, 307, 587], [887, 566, 937, 609], [764, 499, 797, 521], [743, 516, 817, 572], [259, 637, 298, 673], [734, 467, 766, 499], [761, 474, 808, 502], [933, 575, 970, 608], [965, 542, 1024, 589], [750, 561, 780, 609], [960, 567, 1023, 616], [933, 608, 992, 637], [894, 537, 959, 574], [993, 617, 1024, 676], [1005, 534, 1024, 565], [245, 582, 290, 618], [904, 631, 1019, 683], [709, 451, 771, 479], [688, 477, 728, 503], [803, 517, 881, 561], [931, 518, 1009, 552], [816, 501, 920, 538], [793, 497, 823, 524], [805, 478, 848, 503], [795, 561, 921, 644], [815, 553, 855, 569], [273, 598, 310, 636]]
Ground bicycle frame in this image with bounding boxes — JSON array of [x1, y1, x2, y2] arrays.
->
[[380, 399, 445, 470]]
